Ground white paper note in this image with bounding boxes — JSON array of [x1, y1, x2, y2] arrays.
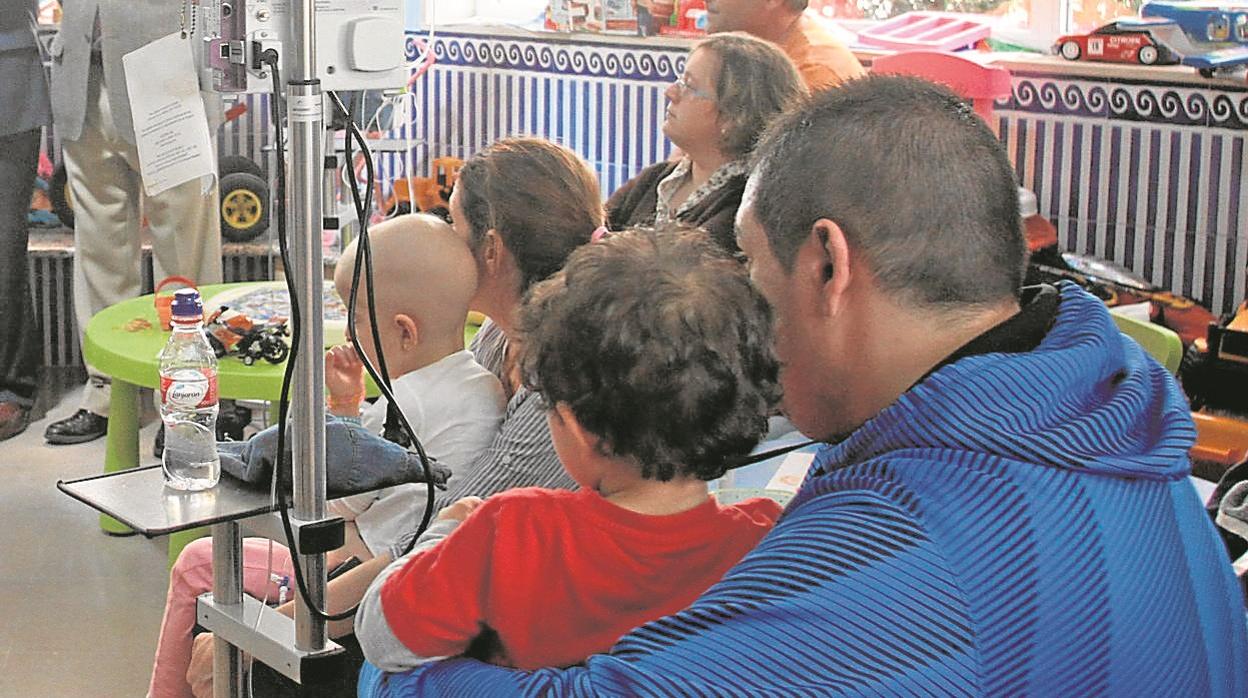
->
[[123, 32, 214, 196]]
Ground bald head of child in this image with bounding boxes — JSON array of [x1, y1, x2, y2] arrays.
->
[[334, 214, 478, 376]]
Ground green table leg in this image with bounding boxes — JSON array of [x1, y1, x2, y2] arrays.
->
[[168, 526, 209, 568], [100, 379, 140, 535]]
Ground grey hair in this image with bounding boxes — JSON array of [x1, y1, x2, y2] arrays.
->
[[696, 32, 808, 158]]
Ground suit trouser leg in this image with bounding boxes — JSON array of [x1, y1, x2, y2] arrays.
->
[[145, 164, 222, 293], [63, 62, 222, 416], [133, 108, 223, 427], [0, 129, 42, 405], [62, 63, 143, 417]]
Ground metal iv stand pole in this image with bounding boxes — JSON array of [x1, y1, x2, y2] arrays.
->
[[284, 0, 329, 660], [209, 2, 328, 696]]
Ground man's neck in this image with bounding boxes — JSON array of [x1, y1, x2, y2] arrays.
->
[[839, 293, 1021, 432], [751, 11, 803, 45]]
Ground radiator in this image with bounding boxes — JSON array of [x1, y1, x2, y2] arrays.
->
[[28, 242, 276, 369]]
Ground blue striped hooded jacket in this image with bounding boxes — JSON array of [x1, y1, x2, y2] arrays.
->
[[361, 282, 1247, 697]]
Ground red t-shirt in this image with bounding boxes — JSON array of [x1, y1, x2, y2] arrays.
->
[[379, 487, 782, 670]]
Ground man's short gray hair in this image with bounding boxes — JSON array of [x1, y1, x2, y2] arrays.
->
[[750, 75, 1026, 309]]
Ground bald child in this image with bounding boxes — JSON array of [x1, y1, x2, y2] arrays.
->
[[325, 213, 506, 560], [146, 215, 505, 698]]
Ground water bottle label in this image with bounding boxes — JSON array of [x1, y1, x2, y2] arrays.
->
[[160, 370, 219, 409]]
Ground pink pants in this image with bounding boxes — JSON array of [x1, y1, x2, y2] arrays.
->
[[148, 537, 297, 698]]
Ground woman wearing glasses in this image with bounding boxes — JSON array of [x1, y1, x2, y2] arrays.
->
[[607, 32, 807, 252]]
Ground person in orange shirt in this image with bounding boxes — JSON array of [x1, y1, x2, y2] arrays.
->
[[705, 0, 865, 91]]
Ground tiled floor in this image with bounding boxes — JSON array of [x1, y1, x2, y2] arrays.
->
[[0, 387, 168, 697]]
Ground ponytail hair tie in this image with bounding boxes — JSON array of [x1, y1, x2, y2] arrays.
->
[[591, 226, 609, 243]]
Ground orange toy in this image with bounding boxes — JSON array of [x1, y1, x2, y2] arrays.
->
[[383, 157, 463, 220], [153, 276, 198, 330]]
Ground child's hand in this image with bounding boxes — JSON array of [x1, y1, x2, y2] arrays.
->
[[437, 496, 485, 522], [187, 633, 214, 698], [325, 345, 366, 415]]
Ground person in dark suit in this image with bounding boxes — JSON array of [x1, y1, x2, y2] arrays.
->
[[0, 1, 50, 441]]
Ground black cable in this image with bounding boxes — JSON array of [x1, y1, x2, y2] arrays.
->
[[259, 50, 435, 623], [261, 53, 352, 623], [329, 91, 437, 558], [722, 439, 819, 471]]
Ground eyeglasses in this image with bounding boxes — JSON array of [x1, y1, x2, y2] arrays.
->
[[672, 75, 713, 101]]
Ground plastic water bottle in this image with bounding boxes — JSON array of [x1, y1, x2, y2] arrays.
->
[[159, 289, 221, 490]]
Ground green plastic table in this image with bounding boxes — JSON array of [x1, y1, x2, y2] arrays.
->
[[82, 282, 480, 564]]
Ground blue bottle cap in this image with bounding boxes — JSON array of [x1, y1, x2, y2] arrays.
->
[[170, 288, 203, 320]]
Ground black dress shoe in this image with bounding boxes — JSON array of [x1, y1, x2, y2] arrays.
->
[[44, 409, 108, 445], [0, 401, 29, 442], [217, 400, 252, 442]]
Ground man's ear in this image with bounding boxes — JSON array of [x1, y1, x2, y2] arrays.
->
[[794, 218, 852, 318], [394, 313, 420, 350]]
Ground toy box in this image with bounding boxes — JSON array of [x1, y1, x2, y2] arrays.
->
[[656, 0, 708, 37], [546, 0, 590, 32], [586, 0, 639, 33]]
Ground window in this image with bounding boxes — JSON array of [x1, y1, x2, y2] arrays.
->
[[811, 0, 1027, 23]]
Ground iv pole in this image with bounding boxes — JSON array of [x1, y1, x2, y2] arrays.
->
[[284, 0, 329, 656], [210, 2, 328, 696]]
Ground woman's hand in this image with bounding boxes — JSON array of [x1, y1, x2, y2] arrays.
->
[[325, 344, 366, 415], [437, 496, 485, 522]]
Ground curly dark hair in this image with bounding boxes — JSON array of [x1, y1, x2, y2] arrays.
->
[[518, 226, 781, 482]]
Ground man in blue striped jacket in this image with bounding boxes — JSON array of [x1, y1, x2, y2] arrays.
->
[[360, 76, 1247, 696]]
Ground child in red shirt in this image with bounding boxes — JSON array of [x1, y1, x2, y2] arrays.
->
[[355, 226, 785, 671]]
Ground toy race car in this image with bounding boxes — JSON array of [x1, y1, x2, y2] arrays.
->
[[1055, 18, 1182, 65]]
